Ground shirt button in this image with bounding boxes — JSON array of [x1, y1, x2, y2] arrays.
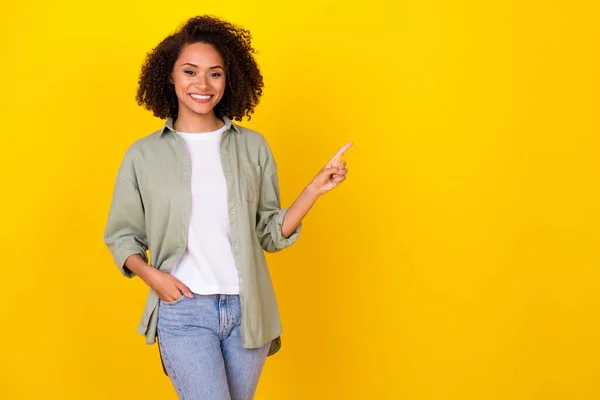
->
[[231, 207, 236, 213]]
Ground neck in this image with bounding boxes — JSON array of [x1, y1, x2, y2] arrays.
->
[[173, 110, 225, 133]]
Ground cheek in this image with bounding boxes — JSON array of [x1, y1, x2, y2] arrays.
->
[[171, 78, 183, 93], [216, 80, 226, 98], [216, 77, 226, 92], [174, 74, 191, 88], [176, 86, 189, 102], [174, 78, 193, 101]]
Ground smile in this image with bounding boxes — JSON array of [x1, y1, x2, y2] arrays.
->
[[189, 94, 213, 103]]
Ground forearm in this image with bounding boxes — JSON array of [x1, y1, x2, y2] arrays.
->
[[124, 254, 157, 284], [281, 184, 320, 238]]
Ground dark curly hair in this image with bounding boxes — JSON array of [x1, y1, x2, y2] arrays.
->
[[136, 15, 264, 121]]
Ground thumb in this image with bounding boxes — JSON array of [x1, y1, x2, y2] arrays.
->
[[175, 280, 194, 298], [323, 166, 339, 176]]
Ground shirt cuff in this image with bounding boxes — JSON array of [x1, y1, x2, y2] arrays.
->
[[270, 207, 302, 250], [114, 243, 148, 278]]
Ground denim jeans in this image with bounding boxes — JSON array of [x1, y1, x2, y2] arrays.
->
[[157, 293, 271, 400]]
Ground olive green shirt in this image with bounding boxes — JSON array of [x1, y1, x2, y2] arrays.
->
[[103, 116, 302, 356]]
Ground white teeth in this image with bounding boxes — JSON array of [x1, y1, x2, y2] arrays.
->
[[190, 94, 211, 100]]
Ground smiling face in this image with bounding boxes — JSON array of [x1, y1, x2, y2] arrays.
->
[[169, 42, 226, 119]]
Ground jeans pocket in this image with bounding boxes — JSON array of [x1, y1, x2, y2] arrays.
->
[[159, 294, 186, 305]]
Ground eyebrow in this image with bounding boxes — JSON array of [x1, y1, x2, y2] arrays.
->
[[181, 62, 224, 70]]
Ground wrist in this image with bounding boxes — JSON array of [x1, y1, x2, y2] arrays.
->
[[304, 182, 322, 200], [140, 265, 160, 286]]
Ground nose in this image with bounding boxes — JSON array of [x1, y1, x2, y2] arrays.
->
[[194, 74, 209, 90]]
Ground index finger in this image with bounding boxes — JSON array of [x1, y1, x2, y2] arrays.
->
[[326, 141, 353, 168]]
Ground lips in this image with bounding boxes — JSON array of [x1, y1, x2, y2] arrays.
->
[[189, 93, 213, 103]]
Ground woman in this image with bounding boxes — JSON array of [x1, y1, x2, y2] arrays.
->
[[103, 15, 351, 399]]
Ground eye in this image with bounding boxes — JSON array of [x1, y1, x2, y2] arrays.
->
[[209, 72, 222, 78], [184, 70, 196, 76]]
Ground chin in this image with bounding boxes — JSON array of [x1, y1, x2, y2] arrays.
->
[[190, 104, 216, 115]]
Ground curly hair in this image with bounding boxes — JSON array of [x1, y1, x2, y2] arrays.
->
[[136, 15, 264, 121]]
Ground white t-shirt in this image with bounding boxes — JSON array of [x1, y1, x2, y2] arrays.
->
[[170, 123, 239, 294]]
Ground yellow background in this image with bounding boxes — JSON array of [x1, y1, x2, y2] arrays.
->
[[1, 0, 599, 399]]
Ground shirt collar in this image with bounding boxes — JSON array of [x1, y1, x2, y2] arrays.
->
[[159, 116, 240, 136]]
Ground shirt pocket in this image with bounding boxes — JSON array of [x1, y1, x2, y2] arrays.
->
[[239, 162, 261, 203]]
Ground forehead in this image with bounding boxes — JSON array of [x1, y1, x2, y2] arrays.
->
[[177, 42, 223, 65]]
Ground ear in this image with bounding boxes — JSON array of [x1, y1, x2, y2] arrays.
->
[[168, 71, 174, 84]]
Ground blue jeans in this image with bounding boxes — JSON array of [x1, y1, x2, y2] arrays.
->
[[157, 293, 271, 400]]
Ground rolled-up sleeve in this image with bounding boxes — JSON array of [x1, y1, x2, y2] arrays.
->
[[255, 141, 302, 253], [103, 149, 148, 278]]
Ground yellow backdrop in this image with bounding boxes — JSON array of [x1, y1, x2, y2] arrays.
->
[[1, 1, 598, 399]]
